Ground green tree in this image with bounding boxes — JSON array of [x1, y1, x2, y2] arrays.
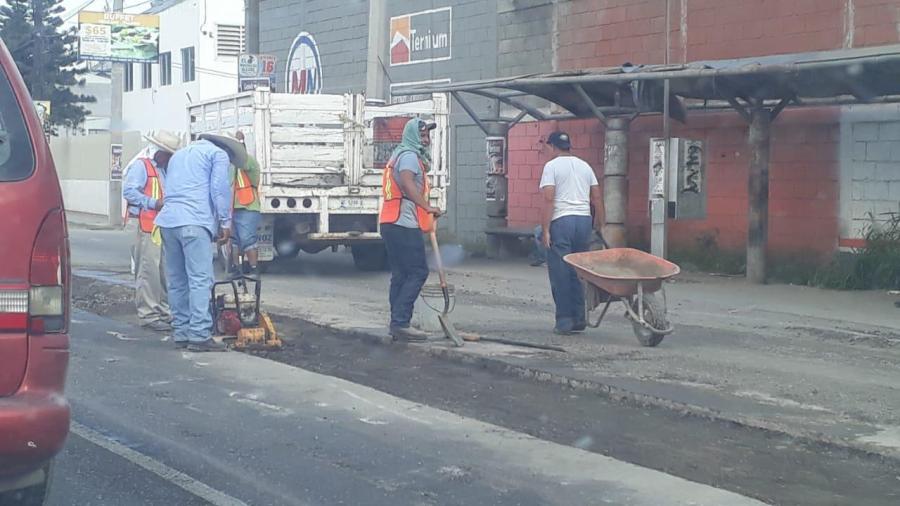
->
[[0, 0, 95, 134]]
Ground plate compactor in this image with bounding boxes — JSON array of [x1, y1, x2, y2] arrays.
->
[[212, 274, 282, 351]]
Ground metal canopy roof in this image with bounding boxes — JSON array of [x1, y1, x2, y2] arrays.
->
[[392, 45, 900, 123]]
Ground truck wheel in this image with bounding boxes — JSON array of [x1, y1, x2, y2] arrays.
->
[[351, 244, 388, 271]]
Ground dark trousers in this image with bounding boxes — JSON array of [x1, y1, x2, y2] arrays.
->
[[547, 215, 592, 331], [382, 223, 429, 328]]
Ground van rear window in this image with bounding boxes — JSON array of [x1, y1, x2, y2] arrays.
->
[[0, 66, 35, 181]]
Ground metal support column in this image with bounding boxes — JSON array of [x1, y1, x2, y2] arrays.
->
[[603, 117, 631, 248], [747, 107, 771, 284], [245, 0, 260, 54], [108, 0, 124, 227]]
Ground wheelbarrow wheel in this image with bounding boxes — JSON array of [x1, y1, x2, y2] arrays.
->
[[630, 293, 667, 347]]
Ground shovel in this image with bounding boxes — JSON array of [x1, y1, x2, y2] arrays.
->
[[428, 227, 464, 347]]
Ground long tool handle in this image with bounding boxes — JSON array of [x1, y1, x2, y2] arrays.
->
[[429, 230, 448, 289]]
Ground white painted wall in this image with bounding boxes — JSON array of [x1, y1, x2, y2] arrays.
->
[[61, 180, 110, 216], [123, 0, 244, 135]]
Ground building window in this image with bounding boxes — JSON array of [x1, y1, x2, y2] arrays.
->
[[141, 62, 152, 89], [159, 52, 172, 86], [216, 24, 245, 57], [181, 46, 196, 82], [124, 63, 133, 92]]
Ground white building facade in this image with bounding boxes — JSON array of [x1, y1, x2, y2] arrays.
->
[[122, 0, 244, 135]]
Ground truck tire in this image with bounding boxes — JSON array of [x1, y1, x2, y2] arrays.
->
[[351, 243, 388, 271]]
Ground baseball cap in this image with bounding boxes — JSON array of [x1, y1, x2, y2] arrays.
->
[[419, 120, 437, 132], [546, 131, 571, 150]]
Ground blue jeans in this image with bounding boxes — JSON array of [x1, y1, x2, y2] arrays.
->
[[232, 209, 261, 252], [531, 225, 548, 263], [382, 224, 429, 329], [547, 215, 592, 331], [161, 225, 215, 342]]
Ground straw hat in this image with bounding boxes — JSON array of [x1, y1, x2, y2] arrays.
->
[[143, 130, 183, 154], [199, 132, 248, 168]]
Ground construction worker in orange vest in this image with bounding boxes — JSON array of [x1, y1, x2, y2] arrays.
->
[[122, 130, 183, 331], [379, 118, 442, 342], [228, 130, 262, 277]]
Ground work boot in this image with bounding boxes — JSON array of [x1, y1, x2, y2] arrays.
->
[[187, 339, 228, 352], [390, 325, 429, 342], [143, 320, 173, 332]]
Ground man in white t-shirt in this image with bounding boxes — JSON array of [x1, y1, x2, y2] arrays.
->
[[539, 131, 603, 334]]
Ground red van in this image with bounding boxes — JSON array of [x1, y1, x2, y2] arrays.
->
[[0, 39, 71, 504]]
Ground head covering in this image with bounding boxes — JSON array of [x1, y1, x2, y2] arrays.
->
[[389, 118, 435, 171], [546, 131, 571, 150], [199, 132, 249, 168], [143, 130, 182, 154]]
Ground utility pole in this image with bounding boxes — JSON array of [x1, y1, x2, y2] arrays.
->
[[245, 0, 260, 53], [32, 0, 45, 100], [109, 0, 124, 227]]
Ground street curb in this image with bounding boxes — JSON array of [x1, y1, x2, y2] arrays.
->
[[70, 274, 899, 465], [284, 315, 900, 466]]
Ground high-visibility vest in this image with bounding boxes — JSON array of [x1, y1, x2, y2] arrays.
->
[[138, 159, 162, 232], [234, 168, 257, 206], [379, 156, 434, 233]]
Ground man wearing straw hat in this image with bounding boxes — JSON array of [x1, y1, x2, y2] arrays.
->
[[156, 132, 246, 352], [122, 130, 182, 331]]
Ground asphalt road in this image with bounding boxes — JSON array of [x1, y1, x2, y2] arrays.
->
[[52, 311, 762, 506], [59, 225, 900, 505]]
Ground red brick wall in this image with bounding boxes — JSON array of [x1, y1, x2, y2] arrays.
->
[[558, 0, 900, 67], [507, 108, 840, 258], [505, 0, 889, 259]]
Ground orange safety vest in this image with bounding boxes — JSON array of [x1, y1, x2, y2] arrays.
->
[[138, 158, 162, 234], [379, 157, 434, 233], [234, 168, 257, 206]]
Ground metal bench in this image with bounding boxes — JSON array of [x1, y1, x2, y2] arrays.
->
[[484, 226, 536, 259]]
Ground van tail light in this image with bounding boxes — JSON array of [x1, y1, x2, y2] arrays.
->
[[28, 209, 69, 334], [0, 289, 29, 331]]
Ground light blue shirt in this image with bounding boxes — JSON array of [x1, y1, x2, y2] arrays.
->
[[122, 157, 165, 217], [155, 140, 232, 237], [392, 151, 424, 229]]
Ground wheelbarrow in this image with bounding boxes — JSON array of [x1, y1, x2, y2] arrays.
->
[[564, 248, 680, 347]]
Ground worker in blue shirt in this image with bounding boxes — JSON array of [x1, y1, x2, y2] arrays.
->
[[155, 133, 246, 352], [122, 130, 182, 331]]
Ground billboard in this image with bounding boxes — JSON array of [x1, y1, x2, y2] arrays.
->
[[285, 32, 322, 94], [78, 11, 160, 63], [390, 7, 452, 66], [238, 54, 276, 92]]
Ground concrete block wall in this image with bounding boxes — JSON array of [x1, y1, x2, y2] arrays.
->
[[258, 0, 369, 94], [385, 0, 500, 242], [841, 115, 900, 244]]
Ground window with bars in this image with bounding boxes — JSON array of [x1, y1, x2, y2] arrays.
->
[[159, 52, 172, 86], [181, 46, 195, 82], [216, 24, 245, 57], [141, 62, 152, 89], [124, 63, 134, 92]]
